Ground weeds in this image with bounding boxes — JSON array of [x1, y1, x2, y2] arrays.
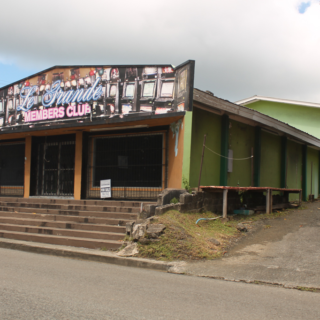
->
[[137, 205, 300, 261], [296, 286, 318, 293], [182, 176, 192, 193], [138, 210, 238, 261], [170, 197, 179, 204]]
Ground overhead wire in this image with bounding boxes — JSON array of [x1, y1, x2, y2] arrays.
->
[[204, 145, 253, 160]]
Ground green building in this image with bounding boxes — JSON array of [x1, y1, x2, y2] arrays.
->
[[235, 96, 320, 139], [182, 90, 320, 202]]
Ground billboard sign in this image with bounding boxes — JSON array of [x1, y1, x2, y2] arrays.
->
[[0, 60, 194, 132]]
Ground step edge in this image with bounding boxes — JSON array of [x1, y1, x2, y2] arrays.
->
[[0, 230, 122, 244]]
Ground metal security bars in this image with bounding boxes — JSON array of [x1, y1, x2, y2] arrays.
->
[[36, 140, 75, 196], [0, 142, 25, 197], [86, 132, 166, 200]]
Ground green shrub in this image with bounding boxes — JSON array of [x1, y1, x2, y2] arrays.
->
[[182, 176, 192, 193], [170, 197, 179, 204]]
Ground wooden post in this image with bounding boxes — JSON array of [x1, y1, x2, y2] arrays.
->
[[270, 190, 273, 213], [266, 189, 270, 214], [223, 189, 228, 218], [299, 190, 302, 207], [198, 134, 207, 192], [24, 136, 32, 198], [74, 132, 83, 200]]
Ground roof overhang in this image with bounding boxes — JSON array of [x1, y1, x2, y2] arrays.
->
[[193, 89, 320, 149]]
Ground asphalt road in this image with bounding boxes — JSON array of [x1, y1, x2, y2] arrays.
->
[[0, 248, 319, 320], [182, 201, 320, 288]]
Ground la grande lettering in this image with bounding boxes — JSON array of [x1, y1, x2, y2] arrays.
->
[[17, 77, 103, 112]]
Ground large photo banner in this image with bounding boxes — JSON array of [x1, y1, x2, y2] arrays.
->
[[0, 60, 194, 131]]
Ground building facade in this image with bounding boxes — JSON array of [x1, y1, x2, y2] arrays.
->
[[183, 90, 320, 202], [0, 61, 194, 200], [0, 64, 319, 205]]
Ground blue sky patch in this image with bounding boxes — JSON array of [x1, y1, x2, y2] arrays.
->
[[0, 62, 38, 88], [298, 2, 311, 14]]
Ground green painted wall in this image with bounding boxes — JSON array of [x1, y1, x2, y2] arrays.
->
[[220, 115, 229, 186], [260, 131, 281, 187], [287, 140, 302, 201], [307, 147, 319, 198], [189, 108, 221, 188], [182, 111, 193, 187], [247, 101, 320, 139], [187, 106, 319, 202], [227, 120, 255, 186]]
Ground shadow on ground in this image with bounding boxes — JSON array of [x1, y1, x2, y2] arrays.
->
[[170, 201, 320, 289]]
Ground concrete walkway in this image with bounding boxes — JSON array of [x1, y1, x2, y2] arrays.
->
[[173, 201, 320, 289]]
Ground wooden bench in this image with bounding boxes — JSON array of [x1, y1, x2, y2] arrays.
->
[[200, 186, 302, 218]]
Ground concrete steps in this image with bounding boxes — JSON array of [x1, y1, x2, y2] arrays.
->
[[0, 197, 153, 250], [0, 202, 141, 213], [0, 230, 121, 250], [0, 217, 125, 233], [0, 206, 138, 220]]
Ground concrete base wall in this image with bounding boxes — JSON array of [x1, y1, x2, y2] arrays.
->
[[154, 189, 241, 215]]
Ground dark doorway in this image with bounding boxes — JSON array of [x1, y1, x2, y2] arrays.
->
[[31, 135, 75, 196], [0, 142, 25, 197], [86, 133, 165, 200]]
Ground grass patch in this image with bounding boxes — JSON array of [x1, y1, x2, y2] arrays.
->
[[137, 206, 300, 261], [137, 210, 239, 261]]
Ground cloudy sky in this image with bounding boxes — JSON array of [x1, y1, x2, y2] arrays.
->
[[0, 0, 319, 103]]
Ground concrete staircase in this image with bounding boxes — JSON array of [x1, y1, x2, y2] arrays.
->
[[0, 197, 149, 250]]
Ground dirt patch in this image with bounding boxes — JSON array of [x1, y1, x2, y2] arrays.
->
[[136, 207, 297, 261]]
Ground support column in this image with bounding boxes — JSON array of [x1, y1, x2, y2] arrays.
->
[[302, 144, 307, 201], [24, 136, 32, 198], [254, 126, 261, 187], [181, 111, 193, 188], [223, 189, 228, 218], [74, 132, 83, 200], [266, 189, 270, 214], [280, 136, 287, 188], [220, 114, 229, 186]]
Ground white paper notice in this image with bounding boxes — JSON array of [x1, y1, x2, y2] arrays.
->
[[100, 179, 111, 198]]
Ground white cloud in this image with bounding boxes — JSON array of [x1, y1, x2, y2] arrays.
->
[[0, 0, 320, 102]]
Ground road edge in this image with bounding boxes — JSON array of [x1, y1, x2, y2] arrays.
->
[[0, 238, 173, 271]]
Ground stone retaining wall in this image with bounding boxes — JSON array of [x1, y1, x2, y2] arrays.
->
[[147, 189, 242, 216]]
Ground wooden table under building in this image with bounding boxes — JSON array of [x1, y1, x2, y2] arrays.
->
[[200, 186, 302, 218]]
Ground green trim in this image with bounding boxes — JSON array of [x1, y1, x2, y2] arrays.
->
[[280, 136, 287, 188], [302, 145, 307, 201], [182, 111, 193, 187], [220, 114, 229, 186], [254, 126, 261, 187]]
